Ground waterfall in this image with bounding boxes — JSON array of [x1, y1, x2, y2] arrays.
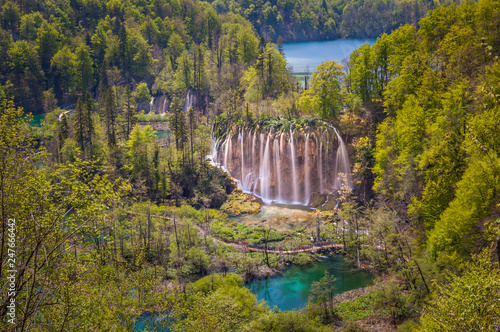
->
[[239, 128, 245, 187], [289, 129, 299, 204], [162, 98, 167, 113], [304, 132, 310, 204], [279, 132, 284, 202], [333, 128, 352, 189], [274, 138, 281, 203], [150, 97, 154, 113], [259, 133, 264, 195], [223, 135, 231, 174], [251, 131, 257, 191], [260, 135, 271, 201], [213, 124, 352, 205], [318, 130, 325, 194], [184, 90, 194, 113]]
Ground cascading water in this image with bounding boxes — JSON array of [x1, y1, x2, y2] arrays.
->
[[304, 133, 310, 203], [274, 138, 281, 202], [289, 129, 299, 204], [211, 124, 352, 205], [162, 99, 167, 113], [333, 127, 352, 189], [184, 90, 194, 113]]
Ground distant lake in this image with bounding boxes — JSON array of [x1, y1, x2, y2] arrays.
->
[[282, 39, 377, 74]]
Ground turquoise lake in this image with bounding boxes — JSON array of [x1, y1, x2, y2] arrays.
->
[[246, 255, 373, 312], [282, 39, 377, 74]]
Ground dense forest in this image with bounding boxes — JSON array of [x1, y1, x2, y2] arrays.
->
[[209, 0, 435, 41], [1, 0, 500, 331]]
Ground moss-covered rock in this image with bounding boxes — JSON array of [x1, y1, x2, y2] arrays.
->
[[220, 190, 262, 216]]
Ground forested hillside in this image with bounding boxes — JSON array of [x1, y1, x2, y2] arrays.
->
[[346, 0, 500, 268], [0, 0, 293, 115], [209, 0, 440, 41], [343, 0, 500, 328]]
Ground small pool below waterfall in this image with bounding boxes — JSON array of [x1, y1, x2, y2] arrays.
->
[[246, 256, 373, 312]]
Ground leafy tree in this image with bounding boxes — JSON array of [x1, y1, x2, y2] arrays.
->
[[420, 250, 500, 331], [19, 12, 45, 40], [75, 44, 94, 93], [299, 60, 344, 121], [347, 43, 374, 103], [0, 1, 20, 33], [0, 100, 131, 331], [136, 82, 150, 102], [168, 32, 185, 70], [35, 22, 60, 71], [125, 124, 156, 192], [308, 271, 337, 319], [51, 46, 76, 100]]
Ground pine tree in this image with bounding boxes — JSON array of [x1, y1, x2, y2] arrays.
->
[[257, 36, 266, 84], [169, 97, 182, 149], [173, 106, 188, 164], [84, 91, 94, 159], [277, 36, 284, 55], [73, 97, 86, 155], [99, 64, 117, 147], [187, 106, 196, 166], [176, 108, 188, 153], [123, 84, 136, 138], [58, 113, 69, 159]]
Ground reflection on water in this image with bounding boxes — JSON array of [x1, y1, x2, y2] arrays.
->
[[246, 255, 373, 311]]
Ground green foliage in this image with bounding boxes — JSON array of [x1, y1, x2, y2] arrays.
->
[[373, 280, 411, 325], [221, 191, 261, 216], [245, 310, 325, 332], [420, 250, 500, 331], [299, 60, 344, 121], [337, 293, 376, 321], [294, 252, 314, 265], [171, 274, 266, 331], [243, 42, 291, 101], [309, 271, 337, 319], [135, 82, 151, 102], [367, 0, 500, 267], [214, 0, 432, 41]]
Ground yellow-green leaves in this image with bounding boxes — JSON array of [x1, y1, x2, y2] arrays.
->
[[420, 250, 500, 331], [299, 59, 343, 121]]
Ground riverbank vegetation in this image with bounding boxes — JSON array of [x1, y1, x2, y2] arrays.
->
[[2, 0, 500, 331]]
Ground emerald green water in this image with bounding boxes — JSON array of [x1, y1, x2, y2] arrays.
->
[[246, 256, 373, 311], [30, 113, 46, 127]]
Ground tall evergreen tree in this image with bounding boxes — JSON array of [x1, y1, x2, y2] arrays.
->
[[84, 91, 94, 159], [99, 63, 117, 147], [169, 97, 182, 149], [58, 112, 69, 159], [187, 106, 196, 166], [73, 97, 86, 155], [123, 84, 136, 138]]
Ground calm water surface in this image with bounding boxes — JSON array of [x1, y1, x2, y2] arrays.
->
[[246, 255, 373, 311], [283, 39, 377, 74]]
